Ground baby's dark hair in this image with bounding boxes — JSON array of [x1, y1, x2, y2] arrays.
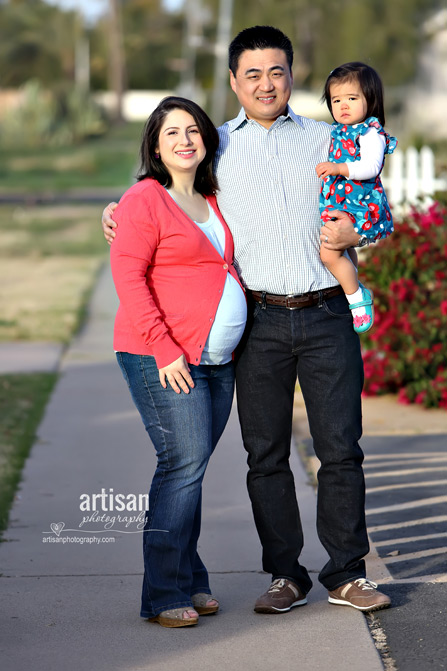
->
[[322, 62, 385, 126]]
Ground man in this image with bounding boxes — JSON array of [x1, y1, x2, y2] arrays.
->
[[103, 25, 390, 614]]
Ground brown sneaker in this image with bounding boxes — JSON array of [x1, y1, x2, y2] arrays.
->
[[254, 578, 308, 613], [328, 578, 391, 612]]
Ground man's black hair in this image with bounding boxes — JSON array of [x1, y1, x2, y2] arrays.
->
[[229, 25, 293, 75]]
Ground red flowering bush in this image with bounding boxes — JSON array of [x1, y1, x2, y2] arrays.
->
[[359, 201, 447, 408]]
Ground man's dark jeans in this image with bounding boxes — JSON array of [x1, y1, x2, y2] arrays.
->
[[235, 291, 369, 593]]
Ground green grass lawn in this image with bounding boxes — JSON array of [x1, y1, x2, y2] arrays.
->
[[0, 373, 58, 534], [0, 204, 107, 342]]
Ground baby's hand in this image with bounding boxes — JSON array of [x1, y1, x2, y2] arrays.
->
[[316, 162, 340, 178]]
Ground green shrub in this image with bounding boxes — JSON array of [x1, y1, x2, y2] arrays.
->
[[359, 201, 447, 409], [0, 80, 55, 148], [0, 79, 106, 148]]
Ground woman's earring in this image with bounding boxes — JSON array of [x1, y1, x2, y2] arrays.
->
[[154, 152, 160, 159]]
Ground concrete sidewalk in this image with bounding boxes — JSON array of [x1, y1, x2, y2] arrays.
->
[[0, 265, 384, 671], [0, 342, 64, 375]]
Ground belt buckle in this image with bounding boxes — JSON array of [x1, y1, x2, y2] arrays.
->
[[285, 293, 301, 310]]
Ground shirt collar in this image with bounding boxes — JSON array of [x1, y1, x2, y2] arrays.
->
[[227, 105, 305, 132]]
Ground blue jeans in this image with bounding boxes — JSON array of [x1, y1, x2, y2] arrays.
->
[[116, 353, 234, 618], [235, 292, 368, 593]]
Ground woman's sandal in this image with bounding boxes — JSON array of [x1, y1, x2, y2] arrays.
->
[[149, 607, 199, 628], [192, 593, 219, 615]]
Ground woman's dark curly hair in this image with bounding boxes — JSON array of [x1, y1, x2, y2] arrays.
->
[[137, 96, 219, 195]]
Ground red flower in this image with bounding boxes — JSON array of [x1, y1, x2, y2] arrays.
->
[[415, 242, 431, 261], [415, 391, 427, 405], [398, 388, 410, 405], [345, 184, 353, 194], [335, 149, 342, 160]]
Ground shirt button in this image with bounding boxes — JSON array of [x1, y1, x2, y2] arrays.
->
[[223, 263, 228, 270]]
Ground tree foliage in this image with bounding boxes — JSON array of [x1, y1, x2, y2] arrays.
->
[[0, 0, 444, 93], [0, 0, 78, 87], [226, 0, 443, 88]]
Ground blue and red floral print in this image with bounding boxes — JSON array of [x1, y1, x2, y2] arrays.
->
[[319, 116, 397, 240]]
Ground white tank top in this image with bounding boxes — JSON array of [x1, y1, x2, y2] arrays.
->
[[194, 204, 247, 364]]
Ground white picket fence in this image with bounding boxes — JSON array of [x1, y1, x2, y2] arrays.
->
[[382, 146, 447, 208]]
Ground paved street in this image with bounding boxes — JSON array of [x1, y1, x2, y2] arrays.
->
[[363, 435, 447, 670], [364, 435, 447, 581], [300, 432, 447, 669]]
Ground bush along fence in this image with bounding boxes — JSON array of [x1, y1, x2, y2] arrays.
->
[[359, 201, 447, 409]]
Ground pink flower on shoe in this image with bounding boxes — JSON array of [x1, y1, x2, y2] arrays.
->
[[353, 314, 372, 328]]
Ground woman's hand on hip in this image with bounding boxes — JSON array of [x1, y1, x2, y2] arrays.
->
[[159, 355, 195, 394], [102, 202, 118, 245]]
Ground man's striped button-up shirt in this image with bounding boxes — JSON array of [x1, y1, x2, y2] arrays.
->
[[215, 105, 339, 295]]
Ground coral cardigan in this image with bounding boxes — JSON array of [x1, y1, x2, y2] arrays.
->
[[110, 178, 244, 369]]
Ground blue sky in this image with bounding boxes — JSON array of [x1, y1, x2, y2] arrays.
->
[[45, 0, 183, 25]]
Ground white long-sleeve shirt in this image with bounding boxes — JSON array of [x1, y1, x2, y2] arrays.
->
[[347, 127, 386, 181]]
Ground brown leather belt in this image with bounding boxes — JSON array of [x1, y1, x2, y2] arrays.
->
[[249, 285, 343, 309]]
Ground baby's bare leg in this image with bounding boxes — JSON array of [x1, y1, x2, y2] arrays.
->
[[320, 247, 359, 294], [321, 246, 374, 333]]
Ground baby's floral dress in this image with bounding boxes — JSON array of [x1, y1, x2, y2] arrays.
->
[[319, 116, 397, 240]]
